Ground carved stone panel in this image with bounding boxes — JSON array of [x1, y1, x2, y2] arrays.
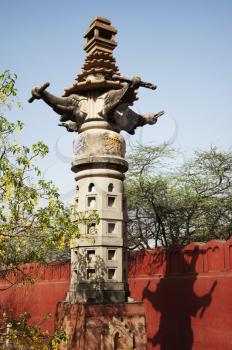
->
[[73, 129, 126, 159]]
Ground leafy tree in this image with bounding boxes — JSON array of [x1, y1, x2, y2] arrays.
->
[[0, 312, 67, 350], [0, 70, 99, 348], [126, 144, 232, 249], [0, 70, 98, 286]]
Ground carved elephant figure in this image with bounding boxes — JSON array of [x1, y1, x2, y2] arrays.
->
[[29, 77, 164, 134]]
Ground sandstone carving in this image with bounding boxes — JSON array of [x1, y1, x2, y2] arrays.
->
[[29, 15, 164, 306], [30, 77, 164, 134], [29, 15, 155, 350]]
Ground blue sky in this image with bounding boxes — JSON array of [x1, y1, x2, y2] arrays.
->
[[1, 0, 232, 200]]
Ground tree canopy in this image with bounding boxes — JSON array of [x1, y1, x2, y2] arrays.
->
[[126, 143, 232, 249], [0, 70, 97, 286]]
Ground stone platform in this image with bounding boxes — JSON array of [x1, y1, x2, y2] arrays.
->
[[55, 302, 147, 350]]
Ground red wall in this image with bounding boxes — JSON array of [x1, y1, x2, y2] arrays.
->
[[1, 240, 232, 349], [0, 262, 70, 333], [128, 239, 232, 350]]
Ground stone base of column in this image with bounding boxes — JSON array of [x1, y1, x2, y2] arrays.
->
[[55, 301, 147, 350]]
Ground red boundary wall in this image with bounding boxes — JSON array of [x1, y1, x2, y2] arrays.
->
[[0, 239, 232, 349]]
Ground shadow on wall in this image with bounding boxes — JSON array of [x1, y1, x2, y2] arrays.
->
[[141, 247, 217, 350]]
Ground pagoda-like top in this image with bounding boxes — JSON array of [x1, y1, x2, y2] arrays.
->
[[84, 16, 117, 54], [29, 17, 164, 135], [63, 17, 123, 96]]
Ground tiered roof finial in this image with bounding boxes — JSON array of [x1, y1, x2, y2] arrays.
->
[[84, 16, 117, 54], [63, 17, 123, 96]]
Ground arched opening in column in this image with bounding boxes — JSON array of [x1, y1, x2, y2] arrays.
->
[[88, 183, 96, 193], [114, 332, 120, 350], [108, 183, 114, 192]]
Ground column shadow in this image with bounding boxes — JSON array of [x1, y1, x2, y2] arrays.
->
[[142, 247, 217, 350]]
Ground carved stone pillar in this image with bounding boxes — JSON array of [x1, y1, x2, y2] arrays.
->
[[29, 15, 164, 350], [67, 120, 129, 304], [55, 302, 147, 350]]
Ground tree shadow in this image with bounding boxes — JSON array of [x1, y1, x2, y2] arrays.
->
[[142, 247, 217, 350]]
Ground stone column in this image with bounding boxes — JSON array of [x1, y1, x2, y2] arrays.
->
[[67, 120, 129, 304], [29, 15, 164, 350]]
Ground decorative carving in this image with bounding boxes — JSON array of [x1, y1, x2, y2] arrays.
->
[[29, 84, 87, 132], [29, 79, 164, 134], [28, 15, 164, 135], [73, 134, 86, 155], [105, 135, 122, 154], [106, 316, 134, 349], [110, 103, 164, 135]]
